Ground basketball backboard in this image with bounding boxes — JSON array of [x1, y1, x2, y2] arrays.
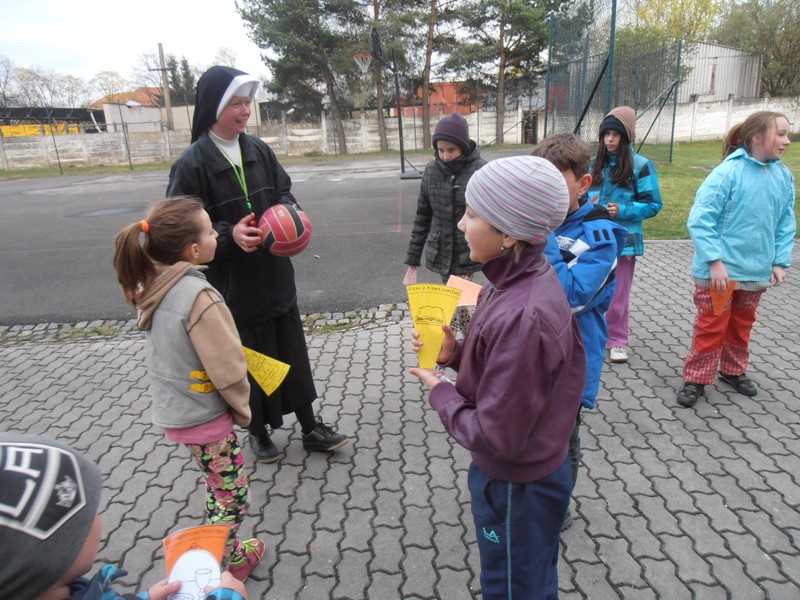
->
[[370, 27, 384, 62]]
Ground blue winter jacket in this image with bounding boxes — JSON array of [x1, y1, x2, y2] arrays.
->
[[688, 147, 796, 283], [545, 200, 627, 409], [589, 150, 662, 256]]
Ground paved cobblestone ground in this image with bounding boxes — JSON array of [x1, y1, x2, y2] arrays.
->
[[1, 241, 799, 599]]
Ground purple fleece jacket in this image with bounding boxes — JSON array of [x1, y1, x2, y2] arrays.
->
[[429, 244, 586, 483]]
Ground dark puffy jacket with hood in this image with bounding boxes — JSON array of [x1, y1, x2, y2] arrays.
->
[[405, 140, 486, 275]]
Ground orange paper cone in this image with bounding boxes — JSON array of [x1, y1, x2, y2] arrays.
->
[[710, 281, 736, 316], [163, 524, 229, 574], [446, 275, 482, 306]]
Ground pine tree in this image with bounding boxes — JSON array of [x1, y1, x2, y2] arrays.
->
[[238, 0, 367, 154]]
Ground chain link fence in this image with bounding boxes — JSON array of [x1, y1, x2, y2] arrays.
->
[[544, 0, 680, 163]]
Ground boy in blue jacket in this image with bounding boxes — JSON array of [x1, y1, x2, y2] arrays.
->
[[532, 133, 627, 529]]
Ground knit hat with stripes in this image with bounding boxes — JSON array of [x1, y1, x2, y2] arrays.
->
[[465, 156, 569, 245]]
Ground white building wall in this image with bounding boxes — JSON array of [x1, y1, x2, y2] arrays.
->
[[679, 42, 761, 103]]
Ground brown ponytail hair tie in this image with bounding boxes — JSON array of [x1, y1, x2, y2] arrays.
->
[[140, 220, 150, 233]]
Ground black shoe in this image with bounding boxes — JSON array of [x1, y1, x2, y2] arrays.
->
[[302, 420, 348, 452], [677, 383, 704, 408], [249, 433, 283, 463], [718, 372, 757, 397]]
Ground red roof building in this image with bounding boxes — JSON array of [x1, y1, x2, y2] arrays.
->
[[88, 87, 162, 109], [403, 82, 479, 117]]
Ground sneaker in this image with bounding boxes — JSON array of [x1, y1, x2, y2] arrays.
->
[[677, 383, 705, 408], [302, 420, 348, 452], [249, 433, 283, 463], [609, 346, 628, 363], [228, 537, 265, 582], [718, 372, 758, 397]]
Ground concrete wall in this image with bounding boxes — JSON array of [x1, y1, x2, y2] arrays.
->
[[0, 108, 524, 170], [2, 98, 798, 171], [673, 96, 799, 142]]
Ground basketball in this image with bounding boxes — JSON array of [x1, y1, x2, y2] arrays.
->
[[258, 204, 312, 257]]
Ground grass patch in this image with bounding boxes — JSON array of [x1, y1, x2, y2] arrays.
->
[[57, 325, 119, 340], [302, 305, 402, 334], [0, 162, 173, 181], [642, 141, 799, 240]]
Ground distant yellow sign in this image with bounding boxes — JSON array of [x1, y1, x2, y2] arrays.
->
[[242, 346, 291, 396], [407, 284, 462, 369], [0, 124, 79, 137]]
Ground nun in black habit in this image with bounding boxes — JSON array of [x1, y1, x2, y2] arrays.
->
[[167, 66, 348, 462]]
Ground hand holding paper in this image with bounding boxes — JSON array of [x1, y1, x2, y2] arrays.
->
[[163, 525, 229, 600], [710, 281, 736, 315], [403, 265, 418, 286]]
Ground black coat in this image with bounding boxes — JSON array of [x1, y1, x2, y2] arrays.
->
[[405, 141, 486, 275], [167, 132, 299, 326]]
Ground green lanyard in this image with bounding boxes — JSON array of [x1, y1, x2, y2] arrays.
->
[[215, 144, 251, 212]]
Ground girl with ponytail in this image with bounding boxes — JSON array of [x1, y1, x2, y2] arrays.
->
[[113, 196, 265, 581]]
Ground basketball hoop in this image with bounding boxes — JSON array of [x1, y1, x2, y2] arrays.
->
[[353, 53, 373, 76]]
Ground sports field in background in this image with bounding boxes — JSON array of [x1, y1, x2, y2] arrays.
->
[[1, 140, 797, 240], [643, 141, 800, 240]]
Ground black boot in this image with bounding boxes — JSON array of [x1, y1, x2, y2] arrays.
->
[[249, 431, 283, 463]]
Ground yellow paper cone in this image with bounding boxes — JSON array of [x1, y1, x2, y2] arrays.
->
[[242, 346, 291, 396], [407, 284, 462, 369]]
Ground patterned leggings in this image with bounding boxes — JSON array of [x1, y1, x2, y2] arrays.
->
[[186, 432, 250, 564]]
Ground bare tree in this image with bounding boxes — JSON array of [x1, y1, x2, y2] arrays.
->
[[372, 0, 389, 151], [89, 70, 129, 103], [213, 47, 239, 67], [58, 75, 91, 107], [130, 53, 165, 104], [14, 67, 60, 107], [0, 55, 19, 107], [421, 0, 437, 149]]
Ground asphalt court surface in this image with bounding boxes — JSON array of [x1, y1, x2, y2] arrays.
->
[[0, 160, 433, 324]]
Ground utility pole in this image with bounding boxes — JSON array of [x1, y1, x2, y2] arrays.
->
[[158, 43, 174, 131]]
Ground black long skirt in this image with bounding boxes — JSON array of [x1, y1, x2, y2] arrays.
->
[[237, 304, 317, 431]]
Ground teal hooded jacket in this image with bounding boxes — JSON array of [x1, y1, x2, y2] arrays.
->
[[588, 149, 662, 256], [688, 147, 796, 283]]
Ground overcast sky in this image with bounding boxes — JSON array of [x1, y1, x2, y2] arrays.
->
[[1, 0, 270, 82]]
